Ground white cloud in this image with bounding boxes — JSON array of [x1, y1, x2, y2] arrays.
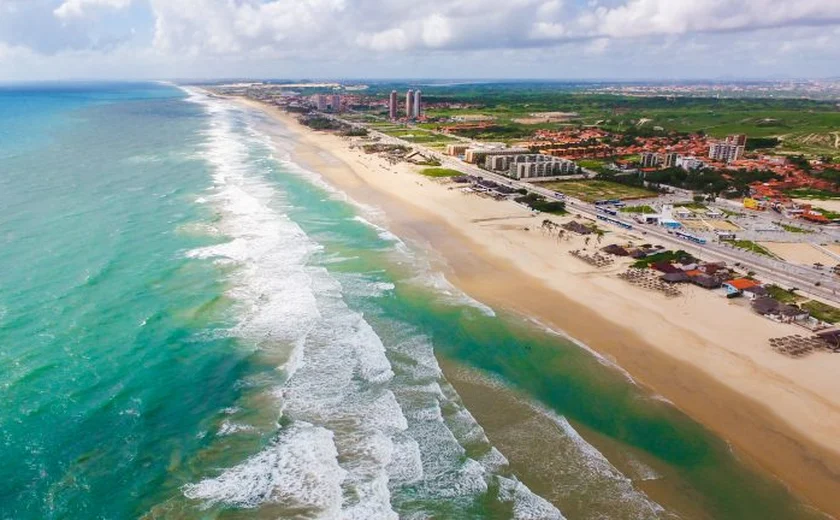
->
[[54, 0, 132, 19], [0, 0, 839, 80]]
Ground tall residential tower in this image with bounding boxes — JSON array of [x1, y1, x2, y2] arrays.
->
[[405, 89, 414, 119], [413, 90, 422, 119], [389, 90, 397, 120]]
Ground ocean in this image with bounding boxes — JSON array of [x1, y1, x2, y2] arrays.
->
[[0, 83, 823, 519]]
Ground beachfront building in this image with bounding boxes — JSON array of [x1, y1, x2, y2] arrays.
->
[[445, 144, 470, 157], [510, 158, 577, 180], [405, 90, 414, 119], [484, 153, 576, 179], [389, 90, 398, 120], [464, 147, 529, 164], [413, 90, 422, 118]]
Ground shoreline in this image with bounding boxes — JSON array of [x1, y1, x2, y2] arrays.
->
[[235, 97, 840, 517]]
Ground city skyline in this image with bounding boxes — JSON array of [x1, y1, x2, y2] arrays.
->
[[1, 1, 840, 81]]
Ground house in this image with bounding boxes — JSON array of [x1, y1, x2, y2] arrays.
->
[[661, 272, 691, 284], [691, 274, 722, 289], [652, 261, 680, 274], [602, 244, 629, 256], [751, 297, 810, 323], [743, 285, 769, 300], [723, 278, 761, 298]]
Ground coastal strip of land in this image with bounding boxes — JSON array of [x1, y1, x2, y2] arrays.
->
[[235, 96, 840, 518]]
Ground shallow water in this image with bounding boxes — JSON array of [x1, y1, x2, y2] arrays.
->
[[0, 83, 824, 519]]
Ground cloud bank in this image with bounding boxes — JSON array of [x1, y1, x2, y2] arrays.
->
[[0, 0, 839, 79]]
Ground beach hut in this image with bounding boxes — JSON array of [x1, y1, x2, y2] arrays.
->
[[651, 261, 680, 274], [743, 285, 769, 300], [661, 272, 691, 284], [691, 274, 722, 289], [723, 278, 761, 298], [602, 244, 629, 256]]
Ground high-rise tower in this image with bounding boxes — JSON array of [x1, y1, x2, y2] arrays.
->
[[389, 90, 397, 120], [413, 90, 422, 119], [405, 89, 414, 119]]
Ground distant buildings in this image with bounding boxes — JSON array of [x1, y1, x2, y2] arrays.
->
[[484, 154, 577, 179], [413, 90, 422, 119], [389, 90, 397, 120], [445, 144, 470, 157], [331, 94, 342, 113], [640, 151, 679, 169], [676, 155, 705, 171], [405, 90, 414, 119], [464, 146, 530, 164], [316, 95, 327, 112], [709, 135, 747, 163], [640, 152, 658, 168]]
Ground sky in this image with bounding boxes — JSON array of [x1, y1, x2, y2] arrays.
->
[[1, 0, 840, 81]]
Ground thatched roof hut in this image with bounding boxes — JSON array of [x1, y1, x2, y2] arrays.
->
[[661, 272, 691, 284], [602, 244, 629, 256], [691, 274, 721, 289]]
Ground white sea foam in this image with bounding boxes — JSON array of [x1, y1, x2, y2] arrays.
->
[[183, 422, 346, 513], [182, 93, 405, 518], [217, 421, 257, 436]]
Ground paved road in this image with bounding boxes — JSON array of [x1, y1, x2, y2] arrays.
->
[[327, 112, 840, 304]]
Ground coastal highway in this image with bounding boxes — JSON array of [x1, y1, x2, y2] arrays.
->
[[326, 112, 840, 304]]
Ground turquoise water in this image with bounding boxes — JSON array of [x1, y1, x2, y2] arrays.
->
[[0, 84, 822, 519]]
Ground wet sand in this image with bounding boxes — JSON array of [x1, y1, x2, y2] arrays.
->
[[236, 97, 840, 518]]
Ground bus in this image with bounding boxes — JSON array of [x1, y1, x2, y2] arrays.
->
[[675, 230, 707, 245]]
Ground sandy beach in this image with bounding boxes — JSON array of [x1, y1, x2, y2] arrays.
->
[[237, 97, 840, 517]]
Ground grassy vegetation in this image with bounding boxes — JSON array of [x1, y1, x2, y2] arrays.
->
[[420, 168, 462, 178], [812, 206, 840, 220], [539, 180, 656, 202], [779, 223, 812, 234], [765, 285, 805, 304], [674, 202, 708, 210], [620, 205, 656, 213], [785, 188, 840, 200], [729, 240, 777, 258], [802, 300, 840, 323], [632, 250, 694, 268], [514, 193, 567, 214]]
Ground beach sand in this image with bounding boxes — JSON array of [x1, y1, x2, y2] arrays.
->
[[238, 98, 840, 517], [760, 241, 838, 266]]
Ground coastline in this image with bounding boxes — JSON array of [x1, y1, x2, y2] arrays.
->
[[236, 97, 840, 517]]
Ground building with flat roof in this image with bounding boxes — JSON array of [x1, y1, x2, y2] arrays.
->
[[511, 159, 576, 180], [445, 144, 469, 157], [464, 147, 529, 164], [676, 155, 705, 171], [709, 141, 745, 163], [330, 94, 341, 113]]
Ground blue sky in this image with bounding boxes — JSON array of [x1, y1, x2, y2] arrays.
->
[[1, 0, 839, 81]]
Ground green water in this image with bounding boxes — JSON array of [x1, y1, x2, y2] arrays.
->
[[0, 83, 825, 519]]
